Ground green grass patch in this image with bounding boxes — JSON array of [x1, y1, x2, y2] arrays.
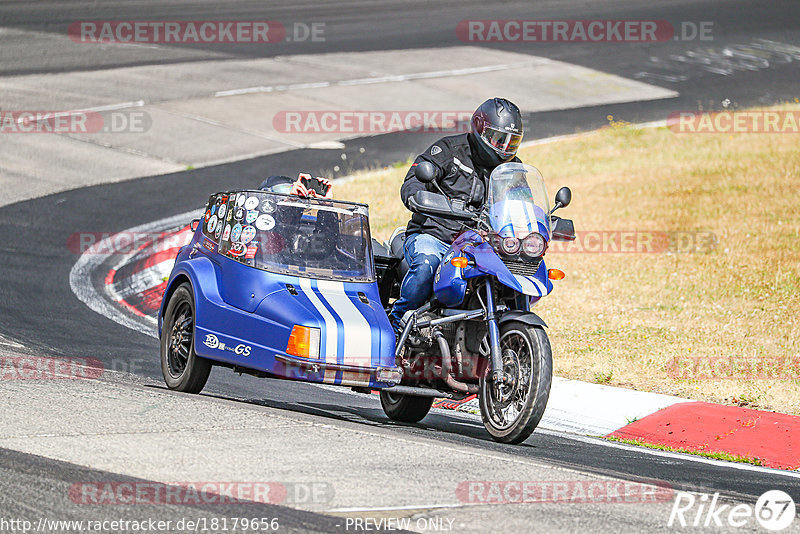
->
[[606, 436, 764, 466]]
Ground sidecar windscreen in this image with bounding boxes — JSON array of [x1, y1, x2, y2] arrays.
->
[[212, 191, 374, 282]]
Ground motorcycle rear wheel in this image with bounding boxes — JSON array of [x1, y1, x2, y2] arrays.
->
[[380, 391, 433, 423], [479, 321, 552, 444]]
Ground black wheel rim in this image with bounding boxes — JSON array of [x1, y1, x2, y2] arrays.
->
[[167, 301, 193, 378], [485, 330, 534, 430]]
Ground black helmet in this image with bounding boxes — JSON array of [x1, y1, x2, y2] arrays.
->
[[469, 98, 524, 167], [259, 175, 294, 193]]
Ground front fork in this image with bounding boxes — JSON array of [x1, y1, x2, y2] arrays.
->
[[484, 279, 507, 386]]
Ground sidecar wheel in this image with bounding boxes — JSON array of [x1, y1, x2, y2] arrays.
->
[[380, 391, 433, 423], [161, 283, 211, 393], [479, 321, 552, 444]]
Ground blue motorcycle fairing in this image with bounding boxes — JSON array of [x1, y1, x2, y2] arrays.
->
[[432, 230, 552, 307], [509, 258, 553, 297]]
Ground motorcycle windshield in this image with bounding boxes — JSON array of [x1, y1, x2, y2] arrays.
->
[[214, 191, 374, 282], [486, 163, 551, 240]]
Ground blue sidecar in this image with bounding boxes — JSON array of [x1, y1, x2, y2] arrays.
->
[[158, 190, 401, 393]]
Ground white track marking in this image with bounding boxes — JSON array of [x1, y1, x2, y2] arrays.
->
[[536, 429, 800, 480], [0, 334, 24, 348], [214, 61, 548, 97], [12, 101, 146, 126], [329, 503, 468, 513], [111, 258, 176, 299], [69, 209, 199, 338], [74, 100, 146, 113]]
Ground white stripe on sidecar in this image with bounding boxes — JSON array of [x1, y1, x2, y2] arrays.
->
[[513, 274, 547, 297], [298, 277, 338, 365], [316, 280, 373, 368]]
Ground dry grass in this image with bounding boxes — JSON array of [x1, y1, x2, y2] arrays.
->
[[335, 164, 414, 241], [335, 104, 800, 415]]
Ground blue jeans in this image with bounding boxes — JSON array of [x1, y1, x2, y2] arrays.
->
[[388, 232, 450, 331]]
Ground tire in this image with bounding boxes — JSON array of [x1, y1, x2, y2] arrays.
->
[[160, 283, 211, 393], [478, 321, 552, 444], [380, 391, 434, 423]]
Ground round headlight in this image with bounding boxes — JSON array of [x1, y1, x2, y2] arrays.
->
[[502, 237, 520, 255], [522, 233, 546, 257]]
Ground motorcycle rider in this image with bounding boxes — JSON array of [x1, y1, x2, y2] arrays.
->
[[388, 97, 525, 333]]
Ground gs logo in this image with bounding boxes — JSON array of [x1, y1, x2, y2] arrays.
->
[[234, 344, 252, 357]]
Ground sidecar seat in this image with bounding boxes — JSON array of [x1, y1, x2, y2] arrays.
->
[[388, 227, 409, 279]]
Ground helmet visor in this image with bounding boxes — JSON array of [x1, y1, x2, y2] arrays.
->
[[269, 182, 293, 194], [481, 126, 523, 158]]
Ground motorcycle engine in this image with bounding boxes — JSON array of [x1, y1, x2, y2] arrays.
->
[[403, 313, 486, 382]]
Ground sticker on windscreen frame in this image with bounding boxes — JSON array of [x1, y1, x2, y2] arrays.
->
[[231, 223, 243, 243], [206, 215, 218, 233], [255, 214, 275, 231], [260, 199, 276, 213], [229, 242, 247, 257], [244, 196, 260, 210], [241, 225, 257, 244]]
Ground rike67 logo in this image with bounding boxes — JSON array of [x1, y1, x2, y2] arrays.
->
[[669, 490, 796, 531]]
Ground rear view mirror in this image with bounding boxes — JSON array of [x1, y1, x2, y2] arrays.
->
[[190, 219, 200, 232], [550, 187, 572, 214], [414, 161, 437, 183], [555, 187, 572, 209]]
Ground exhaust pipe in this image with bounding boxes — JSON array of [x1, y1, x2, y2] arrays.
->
[[434, 330, 478, 394]]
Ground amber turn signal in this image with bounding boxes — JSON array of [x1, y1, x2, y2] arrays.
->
[[548, 269, 566, 280], [450, 256, 470, 268], [286, 325, 321, 359]]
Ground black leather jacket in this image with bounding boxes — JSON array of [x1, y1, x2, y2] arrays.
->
[[401, 133, 519, 244]]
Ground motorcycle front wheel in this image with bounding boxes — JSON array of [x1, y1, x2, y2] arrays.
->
[[478, 321, 552, 444]]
